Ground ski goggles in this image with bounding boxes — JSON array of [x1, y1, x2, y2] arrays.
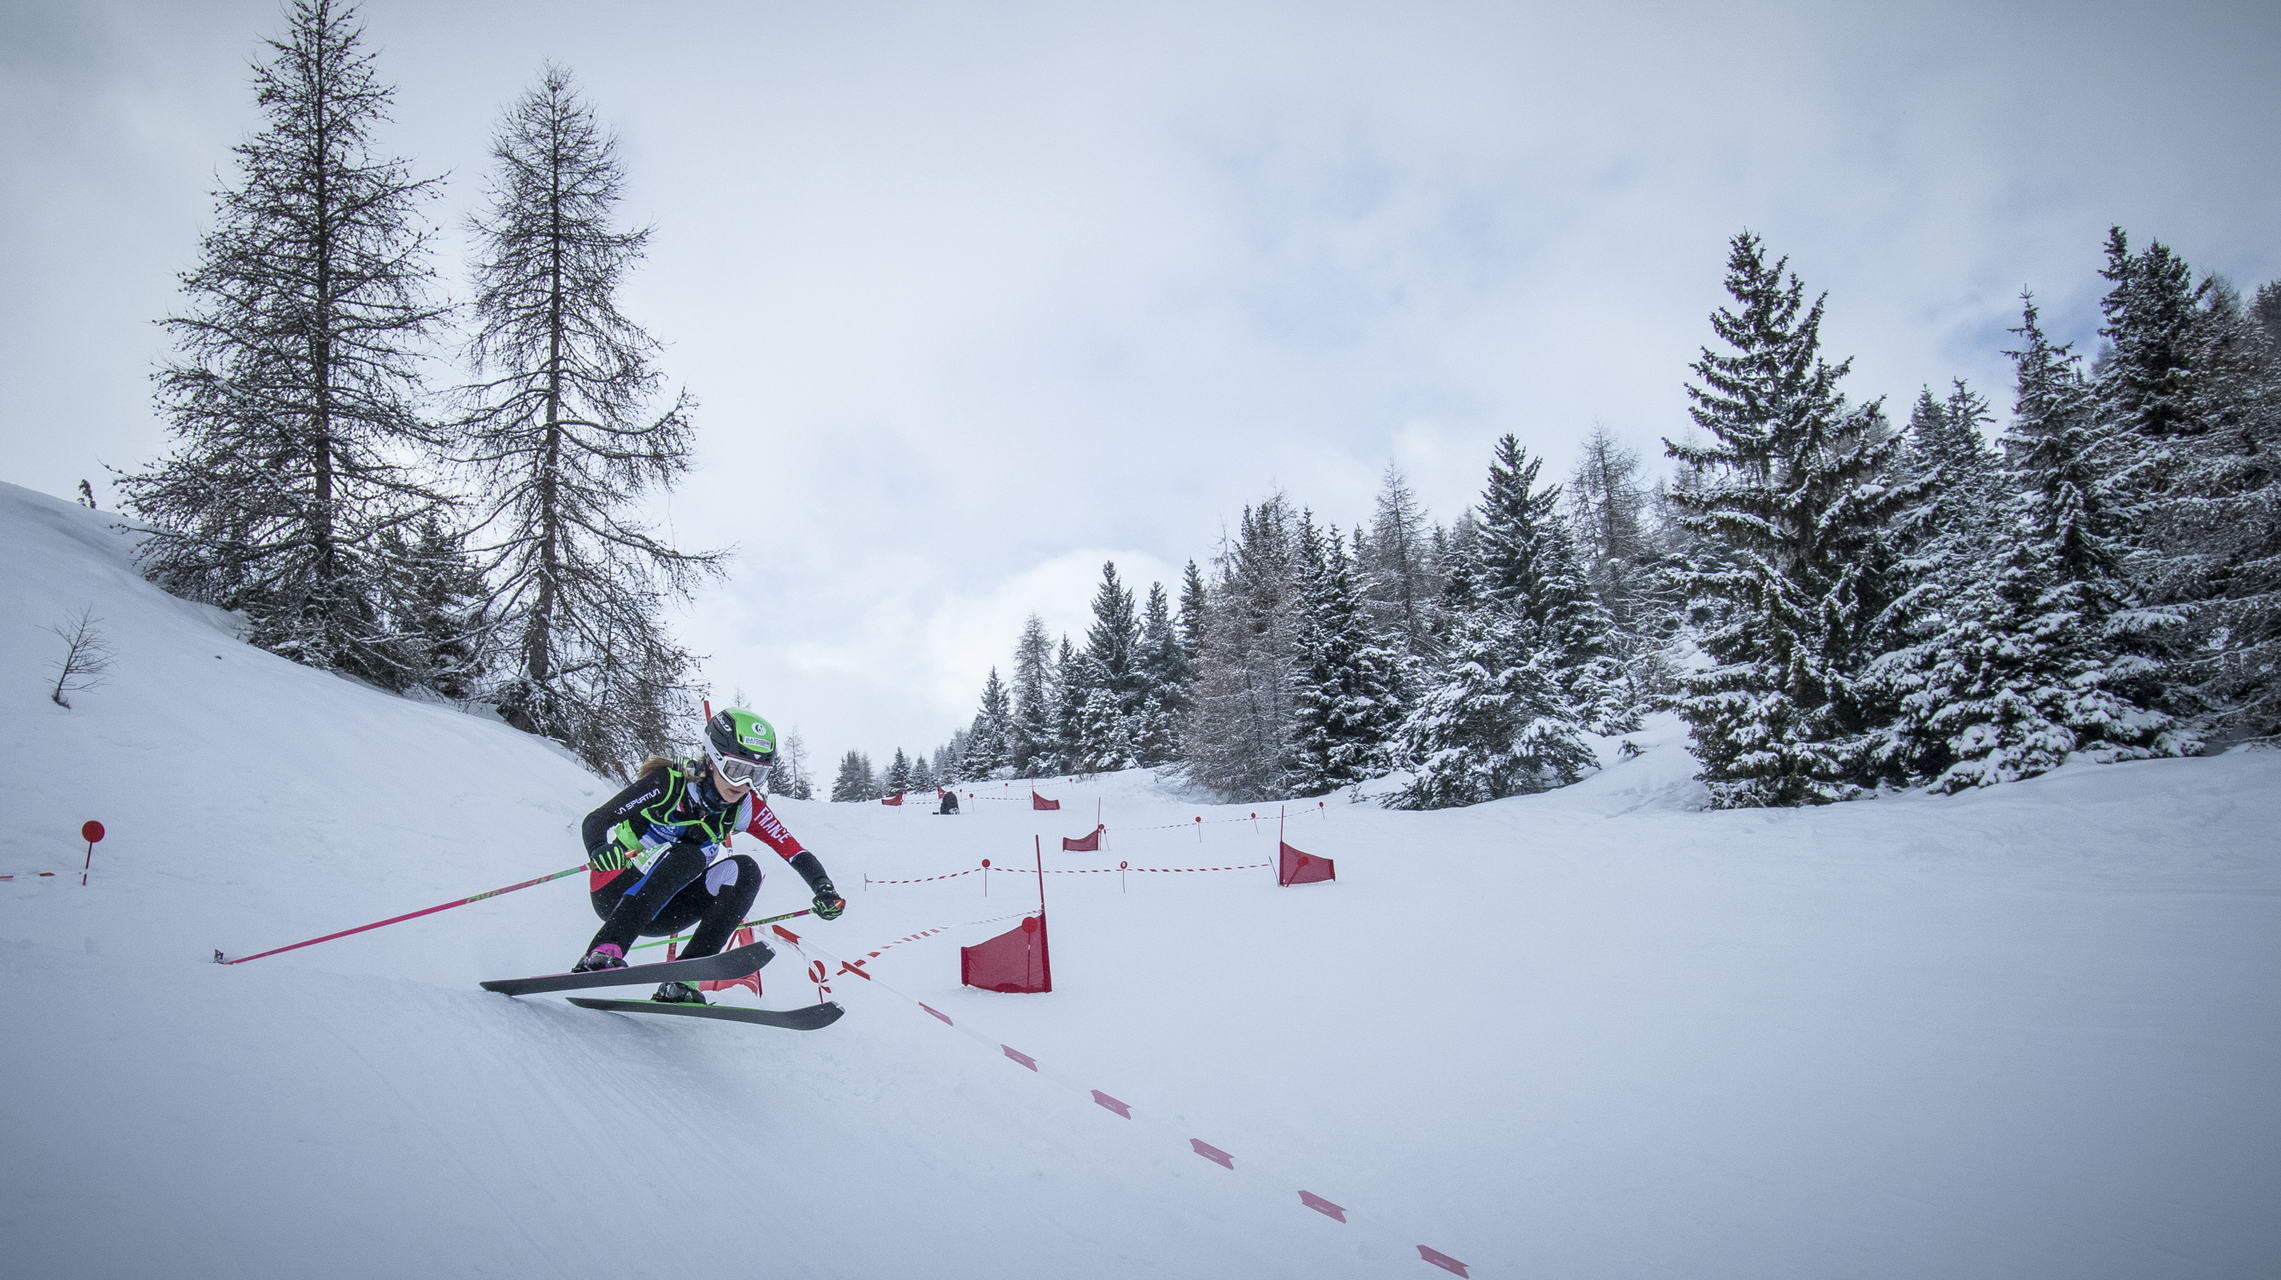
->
[[707, 745, 773, 787]]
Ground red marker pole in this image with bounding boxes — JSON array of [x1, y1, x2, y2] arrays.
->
[[80, 820, 105, 887], [1034, 833, 1052, 992]]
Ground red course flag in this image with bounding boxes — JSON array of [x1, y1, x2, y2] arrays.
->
[[960, 914, 1052, 993], [1278, 841, 1335, 886], [669, 927, 764, 996]]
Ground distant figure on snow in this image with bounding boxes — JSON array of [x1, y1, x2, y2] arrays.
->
[[571, 708, 845, 1002], [937, 788, 960, 815]]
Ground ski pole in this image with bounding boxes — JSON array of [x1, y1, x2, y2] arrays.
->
[[631, 906, 815, 954], [215, 865, 586, 965]]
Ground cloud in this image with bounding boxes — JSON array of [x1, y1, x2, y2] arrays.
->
[[6, 0, 2279, 767], [678, 543, 1178, 759]]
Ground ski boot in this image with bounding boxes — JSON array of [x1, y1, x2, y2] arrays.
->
[[572, 943, 627, 973], [652, 981, 709, 1005]]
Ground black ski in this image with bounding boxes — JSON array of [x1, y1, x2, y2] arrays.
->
[[480, 939, 773, 997], [566, 997, 845, 1031]]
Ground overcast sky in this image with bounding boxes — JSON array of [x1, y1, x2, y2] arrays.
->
[[6, 0, 2278, 770]]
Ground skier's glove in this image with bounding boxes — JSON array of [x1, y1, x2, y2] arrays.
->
[[588, 845, 634, 874], [608, 821, 686, 871], [787, 851, 843, 919], [812, 885, 845, 921]]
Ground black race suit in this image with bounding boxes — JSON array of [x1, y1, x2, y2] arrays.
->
[[579, 759, 830, 960]]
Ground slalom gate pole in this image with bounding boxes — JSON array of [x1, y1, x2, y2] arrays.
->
[[632, 906, 815, 954], [214, 865, 585, 965]]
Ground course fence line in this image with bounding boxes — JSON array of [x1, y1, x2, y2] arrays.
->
[[760, 914, 1474, 1277], [865, 857, 1275, 893], [865, 866, 987, 887], [1118, 800, 1330, 835], [998, 861, 1272, 876], [820, 909, 1040, 979], [916, 792, 1332, 833]]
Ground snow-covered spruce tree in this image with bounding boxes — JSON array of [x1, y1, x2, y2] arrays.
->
[[2098, 228, 2208, 451], [1292, 524, 1406, 794], [1181, 494, 1305, 800], [1870, 381, 2002, 783], [2087, 237, 2228, 714], [1048, 635, 1086, 775], [1008, 613, 1056, 776], [2005, 299, 2146, 621], [1905, 382, 2003, 551], [2256, 281, 2281, 346], [829, 750, 875, 802], [1389, 442, 1600, 810], [965, 667, 1014, 779], [2166, 279, 2281, 739], [121, 0, 450, 689], [1391, 606, 1598, 809], [1879, 296, 2193, 790], [1665, 231, 1908, 807], [1872, 535, 2077, 792], [1081, 561, 1144, 760], [377, 513, 490, 700], [934, 727, 970, 786], [1074, 656, 1140, 773], [909, 750, 938, 793], [884, 748, 913, 795], [1434, 512, 1485, 625], [1171, 559, 1211, 747], [2093, 230, 2217, 681], [1177, 560, 1209, 667], [1473, 435, 1635, 733], [454, 64, 720, 769], [1131, 581, 1192, 766]]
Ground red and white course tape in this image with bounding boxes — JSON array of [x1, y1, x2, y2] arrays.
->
[[764, 915, 1475, 1277]]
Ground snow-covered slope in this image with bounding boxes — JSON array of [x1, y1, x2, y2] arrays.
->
[[4, 479, 2278, 1280]]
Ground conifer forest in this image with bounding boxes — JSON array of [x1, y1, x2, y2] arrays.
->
[[121, 1, 2280, 809]]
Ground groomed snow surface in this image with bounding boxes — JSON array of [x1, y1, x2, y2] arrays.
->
[[3, 479, 2277, 1280]]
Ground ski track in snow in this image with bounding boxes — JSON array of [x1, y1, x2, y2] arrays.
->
[[3, 479, 2279, 1280]]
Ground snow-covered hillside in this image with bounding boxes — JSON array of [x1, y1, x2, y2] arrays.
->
[[4, 479, 2278, 1280]]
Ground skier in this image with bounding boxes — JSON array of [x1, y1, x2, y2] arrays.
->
[[937, 788, 960, 815], [572, 708, 845, 1003]]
